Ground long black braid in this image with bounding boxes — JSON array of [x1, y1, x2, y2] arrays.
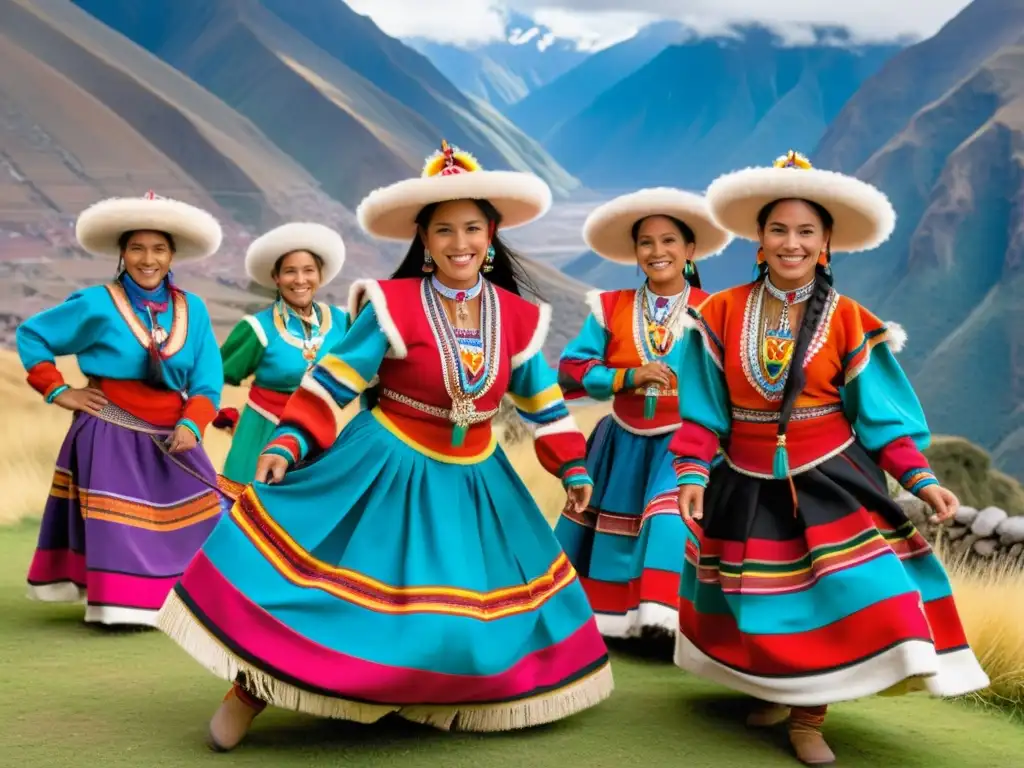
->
[[755, 199, 835, 502]]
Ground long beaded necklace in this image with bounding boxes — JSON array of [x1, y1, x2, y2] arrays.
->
[[633, 282, 689, 419], [760, 275, 814, 384], [273, 298, 325, 368], [424, 275, 499, 446]]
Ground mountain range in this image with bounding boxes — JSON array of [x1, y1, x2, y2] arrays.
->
[[0, 0, 587, 358], [412, 1, 1024, 481], [406, 13, 589, 111], [0, 0, 1021, 481]]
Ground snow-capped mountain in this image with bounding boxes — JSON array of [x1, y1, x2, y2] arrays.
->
[[405, 12, 590, 108]]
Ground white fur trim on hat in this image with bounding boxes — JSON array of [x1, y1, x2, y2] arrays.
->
[[245, 222, 346, 290], [356, 170, 552, 241], [583, 188, 733, 264], [705, 163, 896, 253], [75, 194, 222, 261]]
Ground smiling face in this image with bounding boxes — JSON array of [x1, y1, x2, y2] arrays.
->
[[120, 230, 174, 290], [757, 199, 831, 289], [421, 199, 491, 290], [273, 250, 322, 310], [634, 215, 695, 291]]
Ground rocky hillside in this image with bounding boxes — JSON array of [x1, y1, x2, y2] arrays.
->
[[0, 0, 590, 361], [816, 0, 1024, 483], [72, 0, 579, 208]]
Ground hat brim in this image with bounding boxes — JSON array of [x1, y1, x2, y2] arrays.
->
[[75, 197, 223, 261], [583, 188, 733, 264], [705, 166, 896, 253], [245, 222, 346, 290], [355, 170, 552, 241]]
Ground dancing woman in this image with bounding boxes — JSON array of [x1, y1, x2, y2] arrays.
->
[[156, 141, 613, 751], [669, 152, 989, 764], [17, 192, 226, 627], [555, 188, 730, 642], [214, 222, 349, 495]]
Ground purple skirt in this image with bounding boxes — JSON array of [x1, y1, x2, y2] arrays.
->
[[26, 407, 227, 626]]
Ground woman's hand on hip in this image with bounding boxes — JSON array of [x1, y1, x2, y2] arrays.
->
[[53, 387, 107, 416]]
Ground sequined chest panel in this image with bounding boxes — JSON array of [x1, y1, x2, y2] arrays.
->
[[632, 284, 690, 363], [736, 281, 839, 402]]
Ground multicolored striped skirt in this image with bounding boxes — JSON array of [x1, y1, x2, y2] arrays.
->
[[26, 405, 226, 626], [554, 415, 688, 639], [157, 408, 613, 731], [676, 441, 990, 706]]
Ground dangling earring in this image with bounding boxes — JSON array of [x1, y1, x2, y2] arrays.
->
[[683, 260, 695, 277], [482, 244, 495, 273], [752, 246, 766, 281], [422, 248, 434, 273]]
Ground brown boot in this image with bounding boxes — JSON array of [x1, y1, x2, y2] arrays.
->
[[208, 683, 266, 752], [788, 706, 835, 765], [746, 700, 791, 727]]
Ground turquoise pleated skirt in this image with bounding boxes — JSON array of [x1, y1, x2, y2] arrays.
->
[[157, 408, 613, 731], [554, 414, 690, 639]]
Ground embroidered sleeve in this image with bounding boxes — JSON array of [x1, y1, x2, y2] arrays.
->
[[507, 349, 591, 489], [667, 300, 730, 488], [16, 289, 102, 401], [177, 297, 224, 441], [220, 316, 267, 386], [263, 302, 390, 466], [557, 296, 634, 401], [838, 300, 936, 494]]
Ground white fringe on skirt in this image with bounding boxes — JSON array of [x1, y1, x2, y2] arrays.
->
[[157, 591, 614, 732]]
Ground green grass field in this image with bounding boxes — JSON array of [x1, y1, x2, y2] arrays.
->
[[1, 520, 1019, 767]]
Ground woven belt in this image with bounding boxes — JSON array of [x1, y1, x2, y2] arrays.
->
[[85, 402, 224, 494], [731, 403, 843, 423], [91, 402, 172, 435], [380, 388, 498, 425]]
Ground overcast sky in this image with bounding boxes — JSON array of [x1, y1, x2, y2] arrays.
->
[[343, 0, 973, 48]]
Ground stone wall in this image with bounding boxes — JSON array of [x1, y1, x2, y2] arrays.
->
[[898, 493, 1024, 567]]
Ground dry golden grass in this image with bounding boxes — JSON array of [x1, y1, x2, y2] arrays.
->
[[1, 348, 1021, 713]]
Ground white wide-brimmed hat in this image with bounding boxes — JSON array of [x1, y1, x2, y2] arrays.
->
[[75, 191, 223, 261], [583, 187, 732, 264], [355, 139, 552, 241], [244, 222, 346, 289], [705, 151, 896, 253]]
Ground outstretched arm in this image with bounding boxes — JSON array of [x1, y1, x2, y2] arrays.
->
[[177, 298, 224, 442], [839, 305, 937, 495], [508, 348, 592, 489], [262, 303, 390, 466]]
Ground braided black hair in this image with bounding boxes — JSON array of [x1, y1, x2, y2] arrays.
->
[[630, 215, 702, 289], [755, 199, 835, 479]]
